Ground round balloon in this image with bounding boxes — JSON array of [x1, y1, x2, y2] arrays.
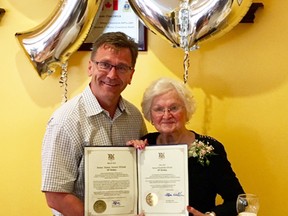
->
[[15, 0, 104, 79], [198, 0, 252, 45], [128, 0, 252, 51]]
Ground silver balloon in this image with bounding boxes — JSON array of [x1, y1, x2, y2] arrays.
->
[[128, 0, 233, 51], [16, 0, 104, 79]]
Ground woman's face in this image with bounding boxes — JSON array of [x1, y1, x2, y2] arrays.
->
[[150, 89, 187, 135]]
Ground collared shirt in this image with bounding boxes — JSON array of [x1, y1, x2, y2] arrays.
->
[[41, 86, 147, 215]]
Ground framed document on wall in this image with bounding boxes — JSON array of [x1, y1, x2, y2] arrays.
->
[[79, 0, 147, 51]]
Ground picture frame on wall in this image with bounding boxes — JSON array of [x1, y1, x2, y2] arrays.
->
[[79, 0, 147, 51]]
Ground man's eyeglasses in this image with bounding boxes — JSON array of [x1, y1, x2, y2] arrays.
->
[[151, 105, 183, 116], [92, 61, 133, 74]]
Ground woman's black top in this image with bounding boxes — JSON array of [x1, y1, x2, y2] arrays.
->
[[141, 131, 244, 216]]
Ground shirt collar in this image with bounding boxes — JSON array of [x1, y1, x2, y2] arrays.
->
[[82, 85, 131, 117]]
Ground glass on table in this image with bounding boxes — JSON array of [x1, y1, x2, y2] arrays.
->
[[236, 194, 260, 216]]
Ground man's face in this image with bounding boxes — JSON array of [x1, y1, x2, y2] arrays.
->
[[88, 44, 135, 102]]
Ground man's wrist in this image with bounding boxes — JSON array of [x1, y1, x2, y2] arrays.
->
[[205, 212, 216, 216]]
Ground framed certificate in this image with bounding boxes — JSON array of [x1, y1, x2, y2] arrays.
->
[[79, 0, 147, 51], [84, 145, 189, 216], [85, 147, 138, 215], [137, 145, 189, 216]]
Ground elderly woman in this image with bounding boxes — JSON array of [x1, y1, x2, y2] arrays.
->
[[128, 77, 244, 216]]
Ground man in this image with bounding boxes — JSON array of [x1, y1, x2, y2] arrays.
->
[[41, 32, 147, 216]]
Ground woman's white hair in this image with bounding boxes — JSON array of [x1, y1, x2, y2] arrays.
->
[[141, 77, 196, 122]]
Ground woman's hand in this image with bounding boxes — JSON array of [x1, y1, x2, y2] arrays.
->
[[126, 139, 148, 150], [187, 206, 206, 216]]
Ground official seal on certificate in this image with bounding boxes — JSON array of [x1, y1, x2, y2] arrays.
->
[[93, 200, 107, 213], [146, 192, 158, 206]]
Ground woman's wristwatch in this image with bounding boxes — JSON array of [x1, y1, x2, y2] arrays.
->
[[205, 212, 216, 216]]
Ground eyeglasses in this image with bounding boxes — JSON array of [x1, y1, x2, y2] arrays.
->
[[92, 61, 133, 74], [151, 105, 183, 116]]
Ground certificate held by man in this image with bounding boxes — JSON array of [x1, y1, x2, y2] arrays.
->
[[84, 144, 189, 216]]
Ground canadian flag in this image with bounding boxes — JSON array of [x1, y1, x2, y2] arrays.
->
[[104, 0, 118, 11], [113, 0, 118, 10]]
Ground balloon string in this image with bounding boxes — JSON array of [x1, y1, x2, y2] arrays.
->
[[183, 51, 190, 84], [59, 62, 68, 104]]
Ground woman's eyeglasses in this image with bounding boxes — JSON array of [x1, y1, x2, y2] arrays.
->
[[151, 105, 182, 116]]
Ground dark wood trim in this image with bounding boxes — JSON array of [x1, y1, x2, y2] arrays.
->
[[240, 3, 264, 23]]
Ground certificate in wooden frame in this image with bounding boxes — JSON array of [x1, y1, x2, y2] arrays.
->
[[79, 0, 147, 51]]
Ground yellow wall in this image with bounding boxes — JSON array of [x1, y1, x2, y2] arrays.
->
[[0, 0, 286, 215]]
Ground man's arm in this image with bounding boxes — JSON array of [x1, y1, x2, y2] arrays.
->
[[45, 192, 84, 216]]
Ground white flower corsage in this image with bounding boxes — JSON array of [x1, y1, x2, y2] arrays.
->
[[188, 140, 216, 166]]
